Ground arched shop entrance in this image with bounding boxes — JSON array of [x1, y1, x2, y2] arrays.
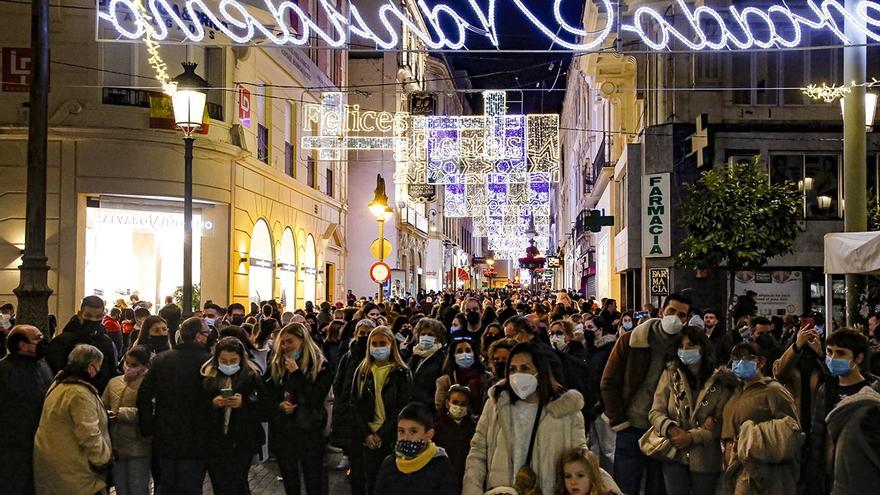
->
[[303, 234, 317, 306], [248, 219, 274, 303], [279, 227, 297, 310]]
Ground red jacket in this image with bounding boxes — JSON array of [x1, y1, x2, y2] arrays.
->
[[103, 315, 122, 334]]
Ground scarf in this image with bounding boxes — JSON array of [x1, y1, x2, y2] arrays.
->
[[396, 441, 437, 474], [412, 343, 442, 359]]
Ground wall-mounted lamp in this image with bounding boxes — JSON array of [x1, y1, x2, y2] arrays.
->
[[817, 196, 832, 210], [798, 177, 814, 192]]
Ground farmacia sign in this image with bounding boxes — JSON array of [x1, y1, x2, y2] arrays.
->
[[97, 0, 880, 51]]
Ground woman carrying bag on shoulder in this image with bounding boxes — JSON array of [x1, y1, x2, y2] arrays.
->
[[463, 341, 587, 495], [647, 326, 737, 495], [265, 322, 332, 495]]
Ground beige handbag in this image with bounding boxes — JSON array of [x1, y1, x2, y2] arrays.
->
[[638, 426, 678, 462]]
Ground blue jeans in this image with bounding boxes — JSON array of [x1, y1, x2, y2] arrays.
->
[[614, 427, 666, 495], [113, 457, 152, 495], [157, 458, 206, 495]]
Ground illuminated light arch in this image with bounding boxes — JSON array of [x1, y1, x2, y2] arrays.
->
[[97, 0, 880, 51]]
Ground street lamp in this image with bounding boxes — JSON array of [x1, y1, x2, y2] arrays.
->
[[369, 174, 393, 303], [171, 62, 208, 317], [840, 91, 878, 130]]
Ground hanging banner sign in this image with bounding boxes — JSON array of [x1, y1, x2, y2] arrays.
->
[[649, 268, 669, 296], [95, 0, 880, 52], [642, 173, 670, 258]]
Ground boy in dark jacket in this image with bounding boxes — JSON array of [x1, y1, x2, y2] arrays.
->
[[375, 402, 457, 495]]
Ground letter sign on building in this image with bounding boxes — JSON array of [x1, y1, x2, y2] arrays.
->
[[642, 173, 670, 258]]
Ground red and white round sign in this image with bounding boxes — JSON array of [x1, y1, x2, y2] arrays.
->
[[369, 262, 391, 284]]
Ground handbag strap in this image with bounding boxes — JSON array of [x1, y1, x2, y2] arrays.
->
[[524, 402, 544, 467]]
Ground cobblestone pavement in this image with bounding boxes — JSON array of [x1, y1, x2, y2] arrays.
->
[[201, 452, 348, 495]]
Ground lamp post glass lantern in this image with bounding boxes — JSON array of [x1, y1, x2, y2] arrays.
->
[[172, 62, 208, 316]]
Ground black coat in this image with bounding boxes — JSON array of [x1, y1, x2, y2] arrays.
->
[[331, 339, 365, 449], [137, 342, 212, 459], [351, 364, 412, 446], [706, 326, 732, 365], [408, 349, 445, 410], [433, 412, 476, 490], [45, 316, 118, 393], [265, 361, 333, 455], [375, 450, 457, 495], [497, 308, 517, 325], [0, 354, 53, 495], [203, 369, 269, 455]]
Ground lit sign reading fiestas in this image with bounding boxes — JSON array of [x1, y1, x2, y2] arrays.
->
[[96, 0, 880, 52]]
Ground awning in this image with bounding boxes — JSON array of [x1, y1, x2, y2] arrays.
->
[[824, 232, 880, 275]]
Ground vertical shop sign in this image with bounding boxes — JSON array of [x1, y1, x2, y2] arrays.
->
[[642, 173, 670, 257]]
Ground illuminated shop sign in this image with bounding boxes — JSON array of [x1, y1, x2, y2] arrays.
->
[[97, 0, 880, 51]]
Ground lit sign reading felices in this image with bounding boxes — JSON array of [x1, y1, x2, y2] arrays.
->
[[96, 0, 880, 51]]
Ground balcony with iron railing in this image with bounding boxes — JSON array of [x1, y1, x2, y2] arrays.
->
[[102, 87, 224, 120]]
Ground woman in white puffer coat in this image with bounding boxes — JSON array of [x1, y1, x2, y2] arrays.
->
[[463, 341, 588, 495]]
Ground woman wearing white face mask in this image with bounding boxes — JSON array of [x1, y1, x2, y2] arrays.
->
[[463, 342, 587, 495], [407, 318, 447, 411], [648, 326, 737, 495]]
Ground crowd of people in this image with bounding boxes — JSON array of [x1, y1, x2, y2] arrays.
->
[[1, 288, 880, 495]]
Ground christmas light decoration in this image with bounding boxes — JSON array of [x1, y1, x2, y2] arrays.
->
[[98, 0, 880, 52]]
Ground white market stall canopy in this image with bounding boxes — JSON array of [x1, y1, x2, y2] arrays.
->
[[824, 232, 880, 275]]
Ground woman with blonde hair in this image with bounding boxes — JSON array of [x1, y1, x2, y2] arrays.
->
[[556, 448, 621, 495], [349, 326, 413, 495], [265, 323, 332, 494]]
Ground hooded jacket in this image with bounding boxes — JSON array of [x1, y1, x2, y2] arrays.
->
[[463, 387, 587, 495], [825, 384, 880, 495], [45, 316, 118, 392]]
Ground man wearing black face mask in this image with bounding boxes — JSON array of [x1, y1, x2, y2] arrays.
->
[[226, 303, 247, 327], [45, 295, 118, 393], [0, 325, 54, 495], [159, 295, 182, 343]]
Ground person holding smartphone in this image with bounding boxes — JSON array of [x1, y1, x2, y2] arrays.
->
[[265, 323, 332, 495], [201, 337, 267, 494]]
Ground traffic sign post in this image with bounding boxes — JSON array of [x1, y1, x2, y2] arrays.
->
[[370, 262, 391, 285]]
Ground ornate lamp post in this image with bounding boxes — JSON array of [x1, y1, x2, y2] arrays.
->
[[368, 174, 393, 303], [171, 62, 208, 317]]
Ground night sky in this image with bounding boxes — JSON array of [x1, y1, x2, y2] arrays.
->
[[437, 0, 584, 114]]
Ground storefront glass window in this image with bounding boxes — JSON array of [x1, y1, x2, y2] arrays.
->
[[84, 204, 203, 307], [279, 228, 297, 309], [249, 219, 274, 303], [303, 234, 317, 305]]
